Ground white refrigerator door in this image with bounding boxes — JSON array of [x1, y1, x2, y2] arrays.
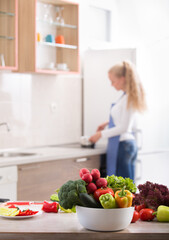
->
[[83, 48, 136, 141], [136, 151, 169, 188]]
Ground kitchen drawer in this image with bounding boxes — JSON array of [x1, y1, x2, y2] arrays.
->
[[17, 155, 100, 201]]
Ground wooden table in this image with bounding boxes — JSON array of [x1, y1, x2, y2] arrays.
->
[[0, 212, 169, 240]]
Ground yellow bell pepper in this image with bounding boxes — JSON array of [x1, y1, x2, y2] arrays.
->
[[115, 187, 133, 208]]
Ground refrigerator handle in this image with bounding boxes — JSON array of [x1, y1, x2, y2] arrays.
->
[[135, 159, 142, 181], [133, 129, 143, 151]]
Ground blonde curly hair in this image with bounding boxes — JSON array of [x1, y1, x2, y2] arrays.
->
[[108, 61, 147, 112]]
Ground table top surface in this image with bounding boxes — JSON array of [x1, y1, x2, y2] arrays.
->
[[0, 212, 169, 236]]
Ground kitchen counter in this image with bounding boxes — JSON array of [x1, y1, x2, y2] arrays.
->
[[0, 143, 107, 168], [0, 212, 168, 240], [0, 143, 169, 168]]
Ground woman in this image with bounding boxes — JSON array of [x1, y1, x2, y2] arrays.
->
[[89, 61, 146, 180]]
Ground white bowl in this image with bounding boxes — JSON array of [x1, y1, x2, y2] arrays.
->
[[76, 206, 134, 231]]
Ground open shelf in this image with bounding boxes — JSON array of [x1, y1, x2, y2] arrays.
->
[[0, 11, 15, 16], [37, 41, 77, 49], [37, 18, 77, 29], [18, 0, 79, 74]]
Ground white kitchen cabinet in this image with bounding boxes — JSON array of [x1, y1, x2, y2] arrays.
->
[[0, 166, 17, 201], [135, 151, 169, 188]]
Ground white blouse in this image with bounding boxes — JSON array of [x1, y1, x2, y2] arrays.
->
[[101, 94, 137, 142]]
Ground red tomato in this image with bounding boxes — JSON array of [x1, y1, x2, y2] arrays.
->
[[131, 210, 140, 223], [135, 204, 146, 212], [139, 208, 155, 221], [94, 188, 114, 202]]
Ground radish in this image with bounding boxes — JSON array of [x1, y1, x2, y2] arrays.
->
[[82, 173, 93, 183], [96, 178, 107, 188], [86, 183, 97, 194], [91, 169, 100, 181], [79, 168, 90, 178]]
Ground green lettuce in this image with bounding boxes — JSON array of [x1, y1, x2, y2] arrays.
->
[[106, 175, 137, 193]]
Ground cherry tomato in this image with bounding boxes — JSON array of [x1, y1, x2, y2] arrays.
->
[[94, 188, 114, 202], [139, 208, 155, 221], [135, 204, 146, 212], [131, 210, 140, 223]]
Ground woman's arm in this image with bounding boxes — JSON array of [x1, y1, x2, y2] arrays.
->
[[97, 121, 109, 131]]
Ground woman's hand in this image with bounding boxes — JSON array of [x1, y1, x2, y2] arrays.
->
[[97, 121, 109, 131], [89, 131, 101, 143]]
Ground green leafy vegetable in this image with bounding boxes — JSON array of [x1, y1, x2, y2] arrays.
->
[[106, 175, 137, 193], [58, 179, 87, 209], [50, 194, 59, 202]]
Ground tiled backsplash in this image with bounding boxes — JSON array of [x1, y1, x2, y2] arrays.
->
[[0, 72, 82, 149]]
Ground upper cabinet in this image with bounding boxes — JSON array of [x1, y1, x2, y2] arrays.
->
[[18, 0, 79, 74], [0, 0, 18, 70]]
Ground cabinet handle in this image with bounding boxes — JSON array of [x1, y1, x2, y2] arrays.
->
[[75, 158, 89, 163], [19, 165, 40, 171]]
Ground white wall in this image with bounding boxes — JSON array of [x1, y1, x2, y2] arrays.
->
[[110, 0, 169, 150], [0, 73, 82, 149]]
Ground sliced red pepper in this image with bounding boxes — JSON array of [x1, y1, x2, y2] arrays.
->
[[8, 204, 17, 208], [16, 209, 39, 216]]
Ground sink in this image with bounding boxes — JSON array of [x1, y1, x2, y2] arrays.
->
[[0, 152, 37, 158]]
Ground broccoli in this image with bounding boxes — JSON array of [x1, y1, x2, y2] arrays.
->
[[58, 179, 87, 209]]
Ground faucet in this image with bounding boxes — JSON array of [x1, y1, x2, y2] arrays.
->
[[0, 122, 10, 131]]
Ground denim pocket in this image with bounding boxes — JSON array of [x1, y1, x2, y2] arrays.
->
[[123, 141, 134, 152]]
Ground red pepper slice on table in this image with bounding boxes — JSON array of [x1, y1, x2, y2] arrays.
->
[[17, 209, 39, 216], [42, 201, 59, 213]]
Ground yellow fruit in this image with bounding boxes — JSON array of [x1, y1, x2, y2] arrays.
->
[[0, 207, 19, 216]]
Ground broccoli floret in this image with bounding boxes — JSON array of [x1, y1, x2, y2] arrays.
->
[[58, 179, 87, 209]]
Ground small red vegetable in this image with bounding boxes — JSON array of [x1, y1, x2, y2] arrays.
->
[[8, 204, 17, 209], [95, 178, 107, 188], [131, 210, 140, 223], [17, 209, 39, 216], [79, 168, 90, 178], [91, 169, 100, 181], [94, 188, 114, 202], [139, 208, 155, 221], [86, 182, 97, 194], [135, 204, 146, 212], [42, 201, 59, 213], [82, 173, 93, 183]]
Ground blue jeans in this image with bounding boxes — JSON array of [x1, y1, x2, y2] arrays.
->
[[116, 140, 137, 181]]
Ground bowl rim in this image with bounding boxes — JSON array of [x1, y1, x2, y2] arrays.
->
[[76, 206, 134, 210]]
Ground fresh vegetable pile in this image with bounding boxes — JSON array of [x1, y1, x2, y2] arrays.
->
[[131, 181, 169, 223], [51, 168, 136, 213], [50, 169, 169, 224]]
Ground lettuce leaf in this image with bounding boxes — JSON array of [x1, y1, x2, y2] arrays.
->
[[106, 175, 137, 193]]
